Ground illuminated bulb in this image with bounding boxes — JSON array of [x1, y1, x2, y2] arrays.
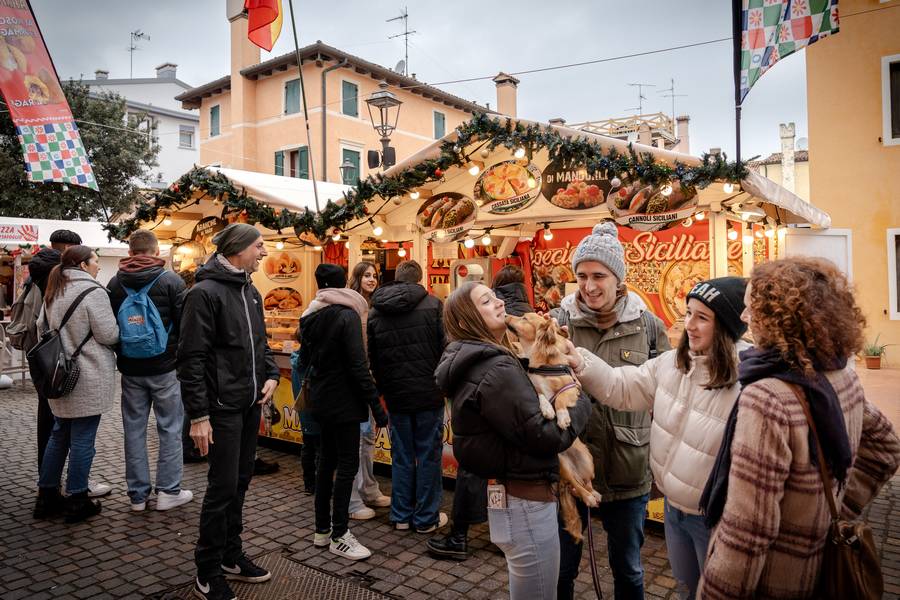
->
[[754, 229, 764, 239], [661, 184, 673, 196], [468, 163, 481, 176], [410, 190, 420, 200], [610, 177, 621, 188], [764, 228, 775, 238], [275, 241, 285, 250], [163, 217, 172, 226], [695, 211, 706, 221], [743, 233, 754, 244], [313, 245, 323, 251], [397, 247, 407, 257], [474, 198, 484, 207], [481, 233, 492, 246], [344, 240, 351, 249], [682, 217, 693, 228], [463, 238, 475, 249], [723, 182, 735, 194], [435, 229, 447, 240], [727, 229, 738, 241], [372, 224, 384, 236], [542, 224, 553, 241], [332, 231, 341, 242], [513, 147, 526, 159], [527, 176, 537, 189], [381, 238, 388, 243]]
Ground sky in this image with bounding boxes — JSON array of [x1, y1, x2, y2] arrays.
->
[[31, 0, 811, 161]]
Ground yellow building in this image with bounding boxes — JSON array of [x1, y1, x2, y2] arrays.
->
[[175, 13, 499, 186], [806, 0, 900, 345]]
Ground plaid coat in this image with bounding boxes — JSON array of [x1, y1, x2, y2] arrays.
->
[[698, 366, 900, 599]]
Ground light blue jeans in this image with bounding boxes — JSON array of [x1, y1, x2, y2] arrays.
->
[[664, 498, 711, 600], [349, 411, 384, 512], [38, 415, 101, 494], [121, 371, 184, 504], [488, 495, 559, 600]]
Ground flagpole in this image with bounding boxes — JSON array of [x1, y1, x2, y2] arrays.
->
[[732, 0, 743, 164], [287, 0, 321, 214]]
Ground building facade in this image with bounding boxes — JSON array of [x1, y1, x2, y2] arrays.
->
[[806, 0, 900, 342]]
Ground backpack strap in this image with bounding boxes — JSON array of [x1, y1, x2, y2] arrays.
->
[[641, 311, 659, 359], [124, 271, 166, 297]]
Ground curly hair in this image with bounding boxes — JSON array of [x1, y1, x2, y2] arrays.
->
[[748, 257, 865, 375]]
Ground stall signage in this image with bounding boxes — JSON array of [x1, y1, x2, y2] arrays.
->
[[191, 216, 225, 244], [475, 160, 543, 214], [607, 179, 699, 232], [541, 163, 610, 210], [416, 192, 477, 242], [0, 223, 38, 244]]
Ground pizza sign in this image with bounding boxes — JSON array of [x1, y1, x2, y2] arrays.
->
[[474, 160, 543, 214], [0, 223, 39, 243]]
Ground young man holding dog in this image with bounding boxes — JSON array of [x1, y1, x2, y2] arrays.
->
[[555, 222, 671, 600]]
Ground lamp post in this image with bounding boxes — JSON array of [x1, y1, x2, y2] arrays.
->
[[339, 158, 357, 185], [365, 81, 402, 169]]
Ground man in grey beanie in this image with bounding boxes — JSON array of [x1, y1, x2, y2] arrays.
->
[[178, 222, 280, 600], [556, 221, 671, 600]]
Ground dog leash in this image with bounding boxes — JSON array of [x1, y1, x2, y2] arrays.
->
[[586, 512, 604, 599]]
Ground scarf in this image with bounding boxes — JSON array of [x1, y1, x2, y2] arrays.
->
[[574, 285, 627, 331], [700, 346, 851, 528], [117, 255, 166, 273], [303, 287, 369, 350]]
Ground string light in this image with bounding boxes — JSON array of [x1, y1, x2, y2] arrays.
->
[[344, 240, 351, 249], [332, 230, 341, 242], [467, 161, 483, 176], [410, 190, 420, 200], [163, 215, 172, 226], [727, 225, 738, 241], [397, 243, 407, 258], [481, 230, 492, 246], [370, 219, 383, 237], [695, 211, 706, 221], [542, 223, 553, 241], [513, 147, 526, 159], [275, 241, 285, 250], [313, 245, 323, 251], [723, 182, 735, 194], [435, 229, 447, 240], [463, 238, 475, 249], [754, 229, 764, 239], [764, 228, 775, 238]]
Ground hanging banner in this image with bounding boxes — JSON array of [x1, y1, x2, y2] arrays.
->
[[0, 1, 98, 190], [0, 222, 38, 243], [416, 193, 477, 242], [541, 162, 610, 210], [606, 179, 698, 232], [475, 160, 542, 214]]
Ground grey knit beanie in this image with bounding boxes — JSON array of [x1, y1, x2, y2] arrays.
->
[[212, 223, 261, 256], [571, 222, 626, 281]]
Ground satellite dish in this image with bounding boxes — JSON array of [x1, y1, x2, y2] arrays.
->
[[796, 137, 808, 151], [394, 60, 406, 75]]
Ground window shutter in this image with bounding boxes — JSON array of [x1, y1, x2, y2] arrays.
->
[[298, 147, 309, 179], [285, 79, 301, 114], [274, 151, 284, 176], [434, 112, 446, 139], [342, 81, 358, 117]]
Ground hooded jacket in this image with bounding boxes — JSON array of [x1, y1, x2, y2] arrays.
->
[[108, 256, 185, 376], [367, 281, 445, 413], [177, 256, 279, 419], [435, 340, 591, 483], [493, 282, 533, 317], [28, 248, 61, 296]]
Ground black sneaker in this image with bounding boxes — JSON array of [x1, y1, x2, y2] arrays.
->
[[253, 457, 280, 476], [222, 554, 272, 583], [426, 532, 469, 560], [33, 487, 65, 520], [63, 492, 101, 524], [193, 576, 235, 600]]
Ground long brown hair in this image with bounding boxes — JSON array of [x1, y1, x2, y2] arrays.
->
[[675, 316, 738, 390], [443, 282, 516, 354], [348, 261, 377, 304], [44, 245, 96, 307]]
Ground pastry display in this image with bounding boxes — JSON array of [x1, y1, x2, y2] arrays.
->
[[263, 287, 303, 314], [548, 180, 605, 209], [263, 252, 302, 282]]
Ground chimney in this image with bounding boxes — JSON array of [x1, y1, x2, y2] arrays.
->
[[779, 122, 796, 194], [225, 0, 260, 170], [548, 117, 566, 126], [675, 115, 690, 154], [94, 69, 109, 80], [637, 122, 652, 146], [710, 147, 722, 156], [155, 62, 178, 79], [493, 72, 520, 118]]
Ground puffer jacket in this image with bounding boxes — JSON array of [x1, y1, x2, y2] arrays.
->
[[28, 248, 61, 295], [494, 282, 533, 317], [39, 269, 119, 418], [557, 291, 672, 501], [576, 341, 750, 514], [177, 255, 279, 420], [367, 281, 444, 413], [435, 339, 591, 483]]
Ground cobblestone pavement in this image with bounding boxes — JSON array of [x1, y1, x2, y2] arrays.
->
[[1, 382, 897, 600]]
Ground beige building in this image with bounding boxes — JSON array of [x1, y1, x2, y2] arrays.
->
[[749, 123, 810, 202]]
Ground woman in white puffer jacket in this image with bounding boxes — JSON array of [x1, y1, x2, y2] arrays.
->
[[566, 277, 748, 600]]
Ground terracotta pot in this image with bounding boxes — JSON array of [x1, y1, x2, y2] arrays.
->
[[865, 355, 882, 370]]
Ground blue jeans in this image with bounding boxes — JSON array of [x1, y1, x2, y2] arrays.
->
[[558, 493, 649, 600], [38, 415, 102, 495], [664, 499, 711, 600], [349, 412, 384, 512], [121, 371, 184, 504], [388, 408, 443, 529], [489, 496, 559, 600]]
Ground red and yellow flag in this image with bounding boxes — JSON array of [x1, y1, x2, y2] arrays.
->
[[245, 0, 283, 52]]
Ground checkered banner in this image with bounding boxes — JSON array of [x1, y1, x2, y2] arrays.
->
[[739, 0, 839, 103], [17, 122, 98, 191]]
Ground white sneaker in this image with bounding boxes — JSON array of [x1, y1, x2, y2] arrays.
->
[[329, 530, 371, 561], [313, 530, 331, 548], [416, 512, 449, 534], [156, 489, 193, 511], [62, 479, 112, 497], [366, 495, 391, 508], [349, 507, 376, 520], [131, 501, 146, 512], [394, 522, 410, 531]]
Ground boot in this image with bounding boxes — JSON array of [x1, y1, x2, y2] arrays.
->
[[33, 486, 65, 519], [254, 457, 280, 476], [425, 531, 468, 560], [64, 491, 102, 524]]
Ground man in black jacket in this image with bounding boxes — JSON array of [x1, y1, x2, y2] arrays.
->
[[367, 260, 447, 533], [108, 229, 191, 513], [178, 224, 279, 600]]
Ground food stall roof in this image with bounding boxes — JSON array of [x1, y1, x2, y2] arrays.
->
[[0, 217, 131, 255], [209, 167, 351, 212]]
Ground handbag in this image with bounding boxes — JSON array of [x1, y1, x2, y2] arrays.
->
[[791, 385, 883, 600], [293, 363, 312, 412], [27, 286, 99, 400]]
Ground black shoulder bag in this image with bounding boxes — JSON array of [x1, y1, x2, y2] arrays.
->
[[641, 311, 659, 359]]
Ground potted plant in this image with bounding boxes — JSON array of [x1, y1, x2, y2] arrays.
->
[[862, 334, 892, 370]]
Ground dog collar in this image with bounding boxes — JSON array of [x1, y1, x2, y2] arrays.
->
[[527, 365, 574, 376]]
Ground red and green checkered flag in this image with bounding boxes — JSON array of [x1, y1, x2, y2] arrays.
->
[[738, 0, 839, 103]]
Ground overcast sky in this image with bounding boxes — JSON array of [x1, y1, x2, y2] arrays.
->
[[32, 0, 811, 160]]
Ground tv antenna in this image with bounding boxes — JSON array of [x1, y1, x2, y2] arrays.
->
[[626, 82, 655, 115], [658, 78, 688, 126], [387, 7, 416, 77], [129, 30, 150, 79]]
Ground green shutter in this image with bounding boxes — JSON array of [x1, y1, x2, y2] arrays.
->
[[298, 147, 309, 179], [342, 81, 358, 117], [274, 151, 284, 176], [342, 148, 360, 185], [210, 105, 220, 137], [285, 79, 300, 114], [434, 112, 445, 139]]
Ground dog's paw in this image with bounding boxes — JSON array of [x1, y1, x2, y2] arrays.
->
[[591, 491, 603, 504], [556, 408, 571, 429], [538, 394, 556, 419], [583, 493, 600, 508]]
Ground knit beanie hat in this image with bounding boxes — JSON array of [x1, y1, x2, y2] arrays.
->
[[571, 222, 626, 281], [315, 263, 347, 289], [212, 223, 261, 256], [685, 276, 748, 341]]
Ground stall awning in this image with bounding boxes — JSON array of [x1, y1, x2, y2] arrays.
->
[[0, 217, 130, 252], [210, 167, 350, 213]]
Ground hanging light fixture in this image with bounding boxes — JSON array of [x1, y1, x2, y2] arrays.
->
[[344, 240, 351, 249], [467, 161, 483, 176], [542, 223, 553, 241], [331, 229, 342, 242], [397, 243, 407, 258], [370, 218, 384, 237], [364, 81, 402, 169], [695, 211, 706, 221], [727, 223, 739, 241], [463, 238, 475, 249], [410, 190, 420, 200], [723, 182, 735, 194], [513, 147, 526, 159], [764, 227, 775, 238], [754, 228, 764, 239], [275, 240, 285, 250], [481, 229, 492, 246], [162, 213, 172, 226]]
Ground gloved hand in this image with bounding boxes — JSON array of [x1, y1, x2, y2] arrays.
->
[[371, 401, 389, 428]]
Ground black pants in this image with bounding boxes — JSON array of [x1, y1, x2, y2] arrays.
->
[[315, 421, 360, 540], [195, 403, 260, 580], [451, 467, 487, 534], [37, 390, 54, 470], [301, 433, 320, 491]]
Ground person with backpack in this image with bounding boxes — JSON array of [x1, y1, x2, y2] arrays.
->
[[32, 245, 119, 523], [108, 229, 192, 512]]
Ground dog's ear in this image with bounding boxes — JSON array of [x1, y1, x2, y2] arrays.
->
[[537, 320, 557, 347]]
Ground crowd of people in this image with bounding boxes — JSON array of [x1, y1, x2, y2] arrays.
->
[[18, 221, 900, 600]]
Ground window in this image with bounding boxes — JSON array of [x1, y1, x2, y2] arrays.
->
[[882, 54, 900, 146], [210, 105, 220, 137], [341, 148, 360, 185], [433, 111, 446, 139], [290, 147, 309, 179], [179, 125, 195, 149], [889, 229, 900, 320], [274, 151, 284, 176], [342, 80, 358, 117], [284, 79, 300, 114]]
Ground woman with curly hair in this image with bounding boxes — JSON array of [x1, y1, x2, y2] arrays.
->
[[697, 257, 900, 600]]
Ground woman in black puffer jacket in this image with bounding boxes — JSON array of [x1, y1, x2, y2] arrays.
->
[[435, 281, 590, 600]]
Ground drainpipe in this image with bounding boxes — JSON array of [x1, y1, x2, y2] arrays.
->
[[321, 58, 349, 182]]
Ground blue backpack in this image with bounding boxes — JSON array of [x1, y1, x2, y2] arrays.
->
[[116, 272, 171, 359]]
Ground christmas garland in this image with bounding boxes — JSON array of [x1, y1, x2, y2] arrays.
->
[[106, 113, 748, 242]]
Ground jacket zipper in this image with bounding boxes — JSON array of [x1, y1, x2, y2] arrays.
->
[[240, 282, 258, 407]]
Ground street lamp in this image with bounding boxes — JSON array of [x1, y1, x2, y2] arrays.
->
[[339, 158, 357, 184], [365, 81, 402, 169]]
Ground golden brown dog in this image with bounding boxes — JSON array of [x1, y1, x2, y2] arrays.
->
[[506, 313, 603, 542]]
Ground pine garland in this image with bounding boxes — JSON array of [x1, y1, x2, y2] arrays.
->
[[106, 113, 748, 242]]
